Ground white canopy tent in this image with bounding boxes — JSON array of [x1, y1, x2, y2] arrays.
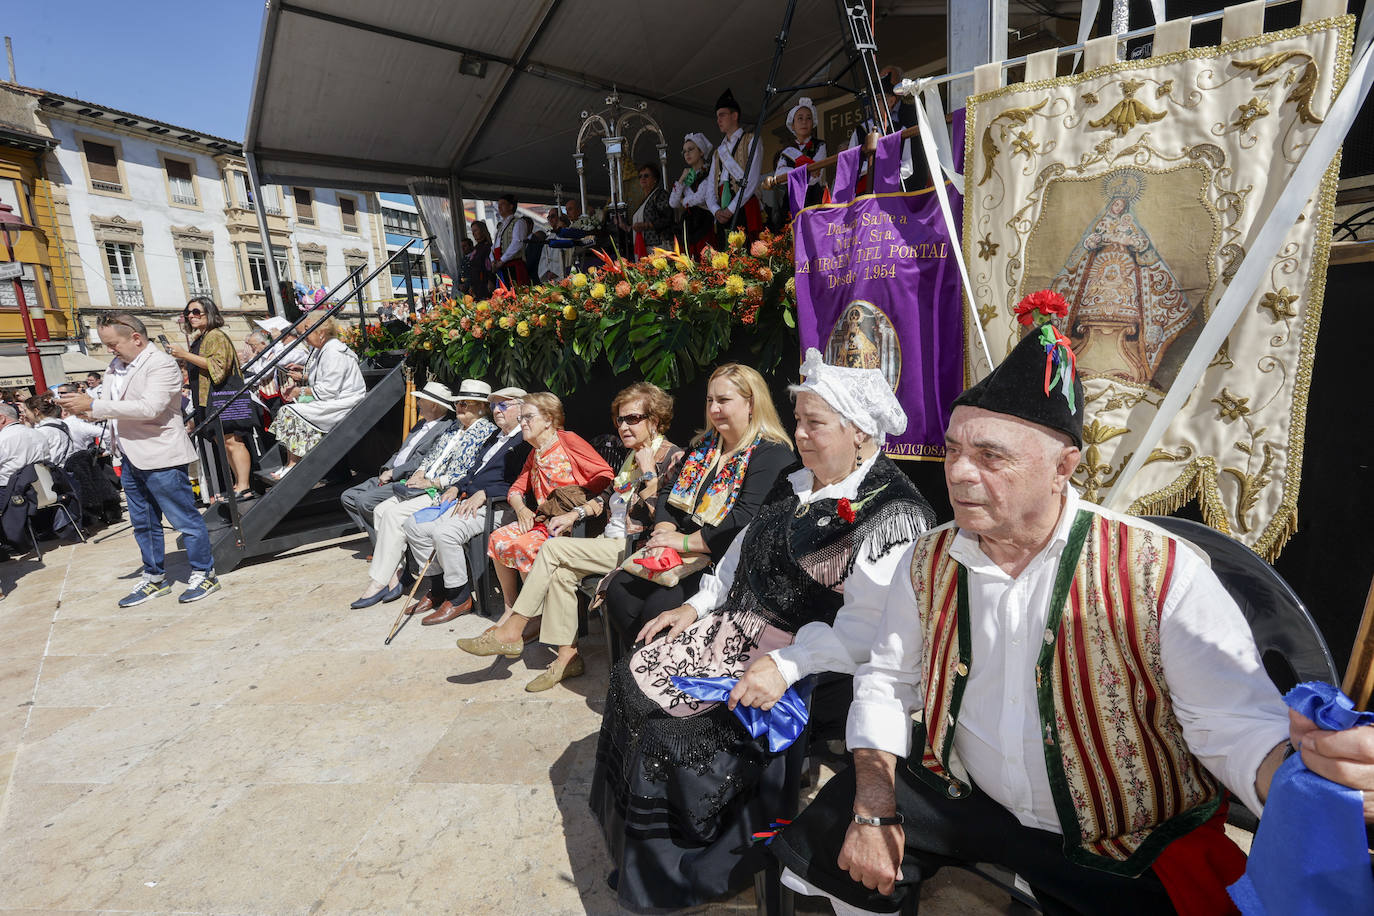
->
[[242, 0, 874, 200]]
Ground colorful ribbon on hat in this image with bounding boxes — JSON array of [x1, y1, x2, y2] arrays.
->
[[669, 675, 812, 752], [1227, 681, 1374, 915], [1038, 323, 1077, 414]]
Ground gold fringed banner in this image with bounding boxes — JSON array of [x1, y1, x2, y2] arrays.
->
[[963, 13, 1355, 560]]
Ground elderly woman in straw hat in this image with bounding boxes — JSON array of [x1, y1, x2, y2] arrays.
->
[[589, 349, 938, 911], [350, 379, 497, 608]]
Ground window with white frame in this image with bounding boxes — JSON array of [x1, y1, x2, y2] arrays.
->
[[83, 140, 122, 193], [104, 242, 145, 308], [244, 243, 289, 292], [303, 260, 325, 288], [382, 207, 421, 236], [166, 159, 197, 205], [181, 249, 212, 297]]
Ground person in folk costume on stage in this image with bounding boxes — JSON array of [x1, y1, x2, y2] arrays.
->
[[775, 96, 828, 209], [769, 290, 1374, 916], [707, 88, 763, 245], [846, 68, 928, 196], [489, 193, 530, 287], [669, 132, 717, 256], [614, 162, 676, 259], [589, 352, 937, 910]]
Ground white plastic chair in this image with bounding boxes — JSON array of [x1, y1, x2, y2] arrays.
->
[[28, 463, 86, 559]]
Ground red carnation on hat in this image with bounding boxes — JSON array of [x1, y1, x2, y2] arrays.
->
[[837, 498, 856, 524], [1014, 289, 1069, 326]]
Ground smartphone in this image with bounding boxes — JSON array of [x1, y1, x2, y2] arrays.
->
[[157, 334, 173, 352]]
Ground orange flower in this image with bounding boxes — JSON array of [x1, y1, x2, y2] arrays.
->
[[669, 273, 688, 292], [614, 280, 632, 298]]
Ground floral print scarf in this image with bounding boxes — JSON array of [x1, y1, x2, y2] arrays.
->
[[666, 431, 760, 528]]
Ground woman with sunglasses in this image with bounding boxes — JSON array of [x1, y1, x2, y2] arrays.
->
[[458, 382, 683, 691], [167, 296, 255, 500], [482, 392, 613, 627]]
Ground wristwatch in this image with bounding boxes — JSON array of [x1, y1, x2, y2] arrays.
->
[[576, 505, 587, 521], [852, 812, 904, 827]]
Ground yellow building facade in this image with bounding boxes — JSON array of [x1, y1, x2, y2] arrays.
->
[[0, 124, 76, 343]]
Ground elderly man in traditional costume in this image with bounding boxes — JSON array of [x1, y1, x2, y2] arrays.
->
[[769, 294, 1357, 915], [490, 194, 530, 287], [589, 351, 936, 911], [706, 88, 763, 245], [775, 96, 828, 209]]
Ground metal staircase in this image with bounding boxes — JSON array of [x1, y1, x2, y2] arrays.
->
[[184, 239, 430, 573]]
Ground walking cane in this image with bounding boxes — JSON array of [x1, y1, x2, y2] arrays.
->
[[383, 550, 436, 646], [382, 501, 459, 645], [1341, 572, 1374, 711]]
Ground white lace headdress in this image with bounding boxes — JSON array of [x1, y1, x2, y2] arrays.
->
[[794, 348, 906, 445]]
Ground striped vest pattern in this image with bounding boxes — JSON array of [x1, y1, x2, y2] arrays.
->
[[908, 510, 1223, 876]]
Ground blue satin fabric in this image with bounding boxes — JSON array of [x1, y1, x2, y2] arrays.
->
[[669, 675, 812, 753], [1228, 681, 1374, 915], [410, 499, 456, 524]]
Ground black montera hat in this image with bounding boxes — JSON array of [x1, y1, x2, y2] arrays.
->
[[952, 294, 1085, 448], [715, 88, 741, 113]]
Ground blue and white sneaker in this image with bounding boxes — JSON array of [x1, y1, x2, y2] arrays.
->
[[118, 577, 171, 608], [178, 570, 222, 603]]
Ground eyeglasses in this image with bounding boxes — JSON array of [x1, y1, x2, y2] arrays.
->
[[518, 413, 541, 423], [184, 308, 204, 317], [493, 401, 520, 412], [615, 413, 648, 427]]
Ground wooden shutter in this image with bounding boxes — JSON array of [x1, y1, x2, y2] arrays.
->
[[165, 159, 192, 181], [83, 141, 120, 186], [340, 196, 357, 230]]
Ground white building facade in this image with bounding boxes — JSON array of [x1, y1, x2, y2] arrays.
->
[[32, 89, 383, 346]]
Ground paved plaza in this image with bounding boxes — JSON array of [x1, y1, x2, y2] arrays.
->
[[0, 521, 1031, 914]]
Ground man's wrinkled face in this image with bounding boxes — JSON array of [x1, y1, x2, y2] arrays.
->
[[943, 406, 1078, 541]]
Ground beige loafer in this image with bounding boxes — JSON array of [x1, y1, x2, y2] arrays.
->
[[456, 629, 524, 658], [525, 654, 585, 692]]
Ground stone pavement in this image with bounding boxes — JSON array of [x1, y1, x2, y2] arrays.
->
[[0, 521, 1018, 915]]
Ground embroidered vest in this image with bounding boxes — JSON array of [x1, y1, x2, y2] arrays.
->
[[715, 131, 755, 198], [908, 510, 1222, 876]]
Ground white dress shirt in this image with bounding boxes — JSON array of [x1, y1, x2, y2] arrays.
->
[[0, 420, 47, 485], [686, 454, 928, 687], [62, 416, 104, 451], [34, 419, 75, 465], [391, 419, 439, 468], [847, 486, 1291, 828]]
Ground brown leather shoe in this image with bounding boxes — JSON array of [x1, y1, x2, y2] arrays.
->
[[406, 594, 435, 616], [422, 596, 473, 625]]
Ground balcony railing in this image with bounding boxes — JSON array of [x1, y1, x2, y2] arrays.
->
[[112, 285, 146, 309], [172, 192, 198, 206], [237, 199, 284, 216], [91, 179, 123, 193], [187, 282, 214, 297]]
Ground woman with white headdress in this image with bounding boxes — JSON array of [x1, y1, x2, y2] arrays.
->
[[589, 349, 937, 910], [668, 132, 716, 255], [776, 96, 828, 209]]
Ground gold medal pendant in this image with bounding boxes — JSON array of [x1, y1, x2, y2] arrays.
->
[[793, 502, 810, 518]]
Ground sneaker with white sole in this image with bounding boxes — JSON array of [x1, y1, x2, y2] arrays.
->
[[178, 571, 222, 603], [118, 577, 171, 608]]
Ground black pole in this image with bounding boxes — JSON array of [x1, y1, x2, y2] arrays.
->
[[403, 247, 416, 316], [732, 0, 799, 231]]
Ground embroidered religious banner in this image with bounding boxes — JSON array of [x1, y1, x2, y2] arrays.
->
[[962, 9, 1354, 558], [793, 142, 966, 459]]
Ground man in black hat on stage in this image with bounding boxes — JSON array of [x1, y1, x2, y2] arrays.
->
[[706, 87, 763, 245], [769, 292, 1372, 915], [846, 66, 929, 195]]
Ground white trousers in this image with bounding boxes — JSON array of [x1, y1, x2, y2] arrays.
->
[[368, 494, 434, 583]]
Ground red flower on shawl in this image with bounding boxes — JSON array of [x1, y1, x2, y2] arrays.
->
[[837, 498, 856, 524], [1014, 289, 1069, 326]]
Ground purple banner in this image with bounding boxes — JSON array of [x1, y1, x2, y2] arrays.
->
[[792, 143, 965, 459]]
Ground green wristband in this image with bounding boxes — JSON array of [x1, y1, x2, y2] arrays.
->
[[682, 534, 690, 552]]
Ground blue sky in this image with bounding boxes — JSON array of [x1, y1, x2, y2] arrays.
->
[[7, 1, 262, 141]]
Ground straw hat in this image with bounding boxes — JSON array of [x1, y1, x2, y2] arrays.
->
[[413, 381, 455, 410]]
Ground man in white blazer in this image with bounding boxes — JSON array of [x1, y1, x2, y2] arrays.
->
[[59, 313, 222, 607]]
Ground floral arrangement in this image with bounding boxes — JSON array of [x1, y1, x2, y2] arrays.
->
[[406, 228, 798, 394], [341, 321, 412, 360], [1014, 289, 1077, 411]]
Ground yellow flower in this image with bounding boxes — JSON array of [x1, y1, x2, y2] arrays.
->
[[570, 273, 588, 289], [475, 302, 491, 317], [725, 275, 745, 296], [516, 320, 531, 337], [651, 281, 667, 296], [651, 257, 668, 272], [423, 341, 434, 350], [590, 283, 607, 299], [711, 252, 730, 270], [498, 315, 514, 329], [727, 230, 746, 249], [784, 277, 796, 296], [562, 304, 578, 320]]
